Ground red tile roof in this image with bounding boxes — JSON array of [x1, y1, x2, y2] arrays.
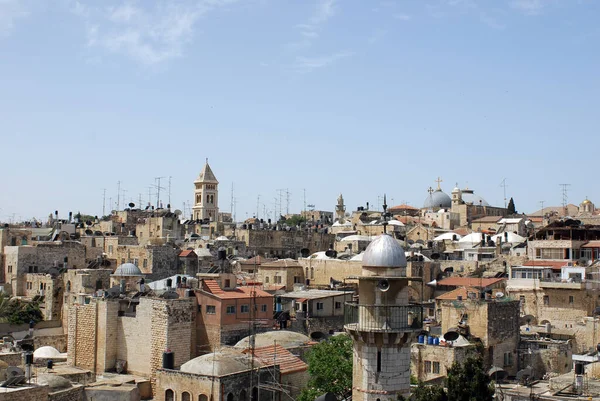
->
[[437, 277, 505, 288], [390, 204, 418, 211], [436, 287, 482, 301], [245, 345, 307, 375], [202, 280, 273, 299], [179, 250, 197, 257], [453, 228, 471, 236], [583, 241, 600, 248]]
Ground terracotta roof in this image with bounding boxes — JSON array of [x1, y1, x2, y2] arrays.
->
[[179, 250, 197, 257], [437, 277, 505, 288], [244, 344, 307, 375], [389, 204, 418, 211], [583, 241, 600, 248], [436, 287, 482, 301], [202, 280, 273, 299], [453, 228, 470, 236], [265, 285, 286, 291]]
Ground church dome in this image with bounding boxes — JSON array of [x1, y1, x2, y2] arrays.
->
[[460, 189, 489, 206], [423, 190, 452, 209], [583, 199, 592, 205], [113, 263, 143, 276], [234, 331, 311, 350], [362, 234, 406, 268], [180, 349, 263, 376]]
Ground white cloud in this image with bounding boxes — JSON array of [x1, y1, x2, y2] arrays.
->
[[294, 51, 353, 73], [510, 0, 545, 15], [293, 0, 338, 47], [393, 13, 411, 21], [0, 0, 29, 36], [72, 0, 237, 66]]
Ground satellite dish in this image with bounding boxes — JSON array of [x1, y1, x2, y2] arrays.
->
[[86, 220, 93, 226], [174, 209, 182, 216], [128, 202, 135, 208], [6, 366, 24, 377], [444, 331, 459, 341], [495, 292, 505, 298], [430, 253, 440, 260]]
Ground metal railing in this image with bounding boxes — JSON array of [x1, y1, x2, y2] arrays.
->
[[344, 303, 423, 332]]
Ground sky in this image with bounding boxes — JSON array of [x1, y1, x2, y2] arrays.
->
[[1, 0, 599, 223]]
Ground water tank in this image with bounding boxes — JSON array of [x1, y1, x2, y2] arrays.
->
[[47, 360, 54, 370], [575, 362, 585, 375], [162, 351, 175, 369], [433, 337, 440, 346], [545, 322, 551, 333], [427, 336, 434, 345], [418, 335, 425, 344], [166, 278, 173, 289]]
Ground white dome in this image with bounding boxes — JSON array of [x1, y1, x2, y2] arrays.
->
[[350, 252, 364, 261], [458, 233, 487, 246], [362, 234, 406, 268], [113, 263, 143, 276], [215, 236, 229, 241], [332, 220, 352, 227], [340, 235, 374, 242], [433, 233, 462, 242], [388, 219, 404, 226], [491, 232, 526, 244], [33, 346, 61, 359], [180, 349, 262, 376], [234, 330, 311, 349]]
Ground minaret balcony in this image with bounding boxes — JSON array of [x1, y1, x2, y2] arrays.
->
[[344, 303, 423, 333]]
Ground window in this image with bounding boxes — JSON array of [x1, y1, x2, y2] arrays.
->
[[543, 295, 549, 306], [316, 302, 324, 310], [206, 305, 216, 314], [424, 361, 432, 373], [335, 302, 342, 309], [225, 279, 231, 288], [519, 295, 525, 304], [294, 276, 301, 284], [261, 304, 267, 312], [7, 265, 12, 273], [504, 352, 513, 366], [376, 350, 381, 372], [28, 266, 33, 273], [569, 295, 574, 305], [133, 258, 138, 266], [433, 361, 440, 374], [226, 305, 235, 314], [121, 258, 125, 264], [265, 276, 269, 284], [274, 276, 282, 284], [241, 305, 249, 313], [108, 245, 113, 253], [143, 259, 148, 268]]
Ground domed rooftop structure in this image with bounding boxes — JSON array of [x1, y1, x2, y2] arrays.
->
[[113, 262, 143, 276], [423, 190, 452, 209], [37, 374, 72, 390], [180, 349, 263, 376], [362, 234, 406, 268], [234, 330, 311, 350], [460, 189, 489, 207], [33, 346, 61, 360]]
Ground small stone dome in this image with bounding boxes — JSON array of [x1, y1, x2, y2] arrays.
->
[[583, 199, 592, 205], [362, 234, 406, 268], [423, 190, 452, 209], [33, 346, 61, 360], [113, 263, 143, 276], [234, 331, 311, 350], [180, 349, 263, 376]]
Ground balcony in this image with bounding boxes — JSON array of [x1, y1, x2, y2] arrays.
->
[[344, 303, 423, 333], [540, 278, 585, 290]]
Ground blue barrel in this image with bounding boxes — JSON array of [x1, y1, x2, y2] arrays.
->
[[433, 337, 440, 346], [427, 336, 434, 345], [418, 335, 425, 344]]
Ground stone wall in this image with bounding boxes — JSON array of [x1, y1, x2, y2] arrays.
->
[[0, 385, 49, 401], [34, 334, 67, 353], [67, 302, 97, 371], [298, 258, 362, 286], [411, 343, 476, 383], [48, 385, 85, 401]]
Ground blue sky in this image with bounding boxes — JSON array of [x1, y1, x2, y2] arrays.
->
[[1, 0, 599, 223]]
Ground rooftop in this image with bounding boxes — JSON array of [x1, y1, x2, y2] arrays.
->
[[202, 280, 273, 299], [436, 277, 505, 288], [243, 344, 307, 374], [279, 289, 353, 300]]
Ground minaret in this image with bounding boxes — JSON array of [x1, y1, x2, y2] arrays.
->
[[345, 233, 422, 400], [336, 193, 346, 222], [192, 159, 219, 222]]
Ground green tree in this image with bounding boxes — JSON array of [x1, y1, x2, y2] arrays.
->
[[298, 335, 353, 401], [446, 356, 494, 401], [403, 382, 447, 401], [0, 294, 43, 325], [283, 215, 307, 227], [507, 197, 517, 215]]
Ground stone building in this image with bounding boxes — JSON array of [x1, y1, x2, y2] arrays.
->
[[411, 334, 476, 384], [345, 234, 423, 400], [155, 348, 280, 401], [67, 296, 196, 395], [257, 259, 304, 291], [236, 228, 335, 259], [436, 287, 520, 376], [192, 160, 219, 222], [106, 243, 180, 280], [280, 289, 354, 338], [194, 276, 274, 353]]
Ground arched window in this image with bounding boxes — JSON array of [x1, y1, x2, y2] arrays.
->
[[199, 395, 208, 401], [240, 390, 247, 401], [227, 393, 234, 401], [165, 389, 175, 401], [182, 392, 191, 401]]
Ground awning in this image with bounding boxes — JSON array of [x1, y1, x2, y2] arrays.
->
[[296, 298, 308, 303]]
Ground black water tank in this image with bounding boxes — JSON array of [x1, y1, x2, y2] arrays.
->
[[575, 363, 585, 375], [163, 351, 175, 369], [25, 352, 33, 365], [166, 278, 173, 288], [47, 360, 54, 370]]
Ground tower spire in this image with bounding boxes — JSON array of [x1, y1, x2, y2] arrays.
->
[[382, 194, 389, 234]]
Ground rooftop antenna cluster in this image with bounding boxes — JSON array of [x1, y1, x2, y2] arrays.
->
[[560, 183, 571, 215], [500, 178, 508, 208]]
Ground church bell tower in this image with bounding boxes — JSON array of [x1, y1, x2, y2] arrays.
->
[[192, 160, 219, 222], [345, 232, 422, 400]]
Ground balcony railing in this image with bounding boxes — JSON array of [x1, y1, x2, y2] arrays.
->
[[344, 303, 423, 332]]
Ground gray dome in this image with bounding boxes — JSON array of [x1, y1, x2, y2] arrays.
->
[[180, 349, 263, 376], [460, 189, 489, 206], [234, 331, 311, 349], [423, 190, 452, 209], [362, 234, 407, 268], [113, 263, 143, 276]]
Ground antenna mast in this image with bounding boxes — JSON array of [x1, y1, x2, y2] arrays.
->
[[117, 181, 121, 211], [168, 176, 172, 206], [500, 178, 508, 208], [102, 188, 106, 217], [559, 183, 571, 216], [154, 177, 166, 208]]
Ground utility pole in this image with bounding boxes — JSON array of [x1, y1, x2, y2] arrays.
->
[[116, 181, 121, 211], [285, 189, 291, 215], [102, 189, 106, 217], [303, 189, 306, 217], [256, 195, 261, 219], [277, 189, 284, 217], [500, 178, 508, 208], [539, 200, 545, 226], [168, 176, 172, 206]]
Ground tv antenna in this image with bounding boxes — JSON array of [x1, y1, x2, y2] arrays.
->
[[559, 183, 571, 215], [154, 177, 166, 208], [500, 178, 508, 208]]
